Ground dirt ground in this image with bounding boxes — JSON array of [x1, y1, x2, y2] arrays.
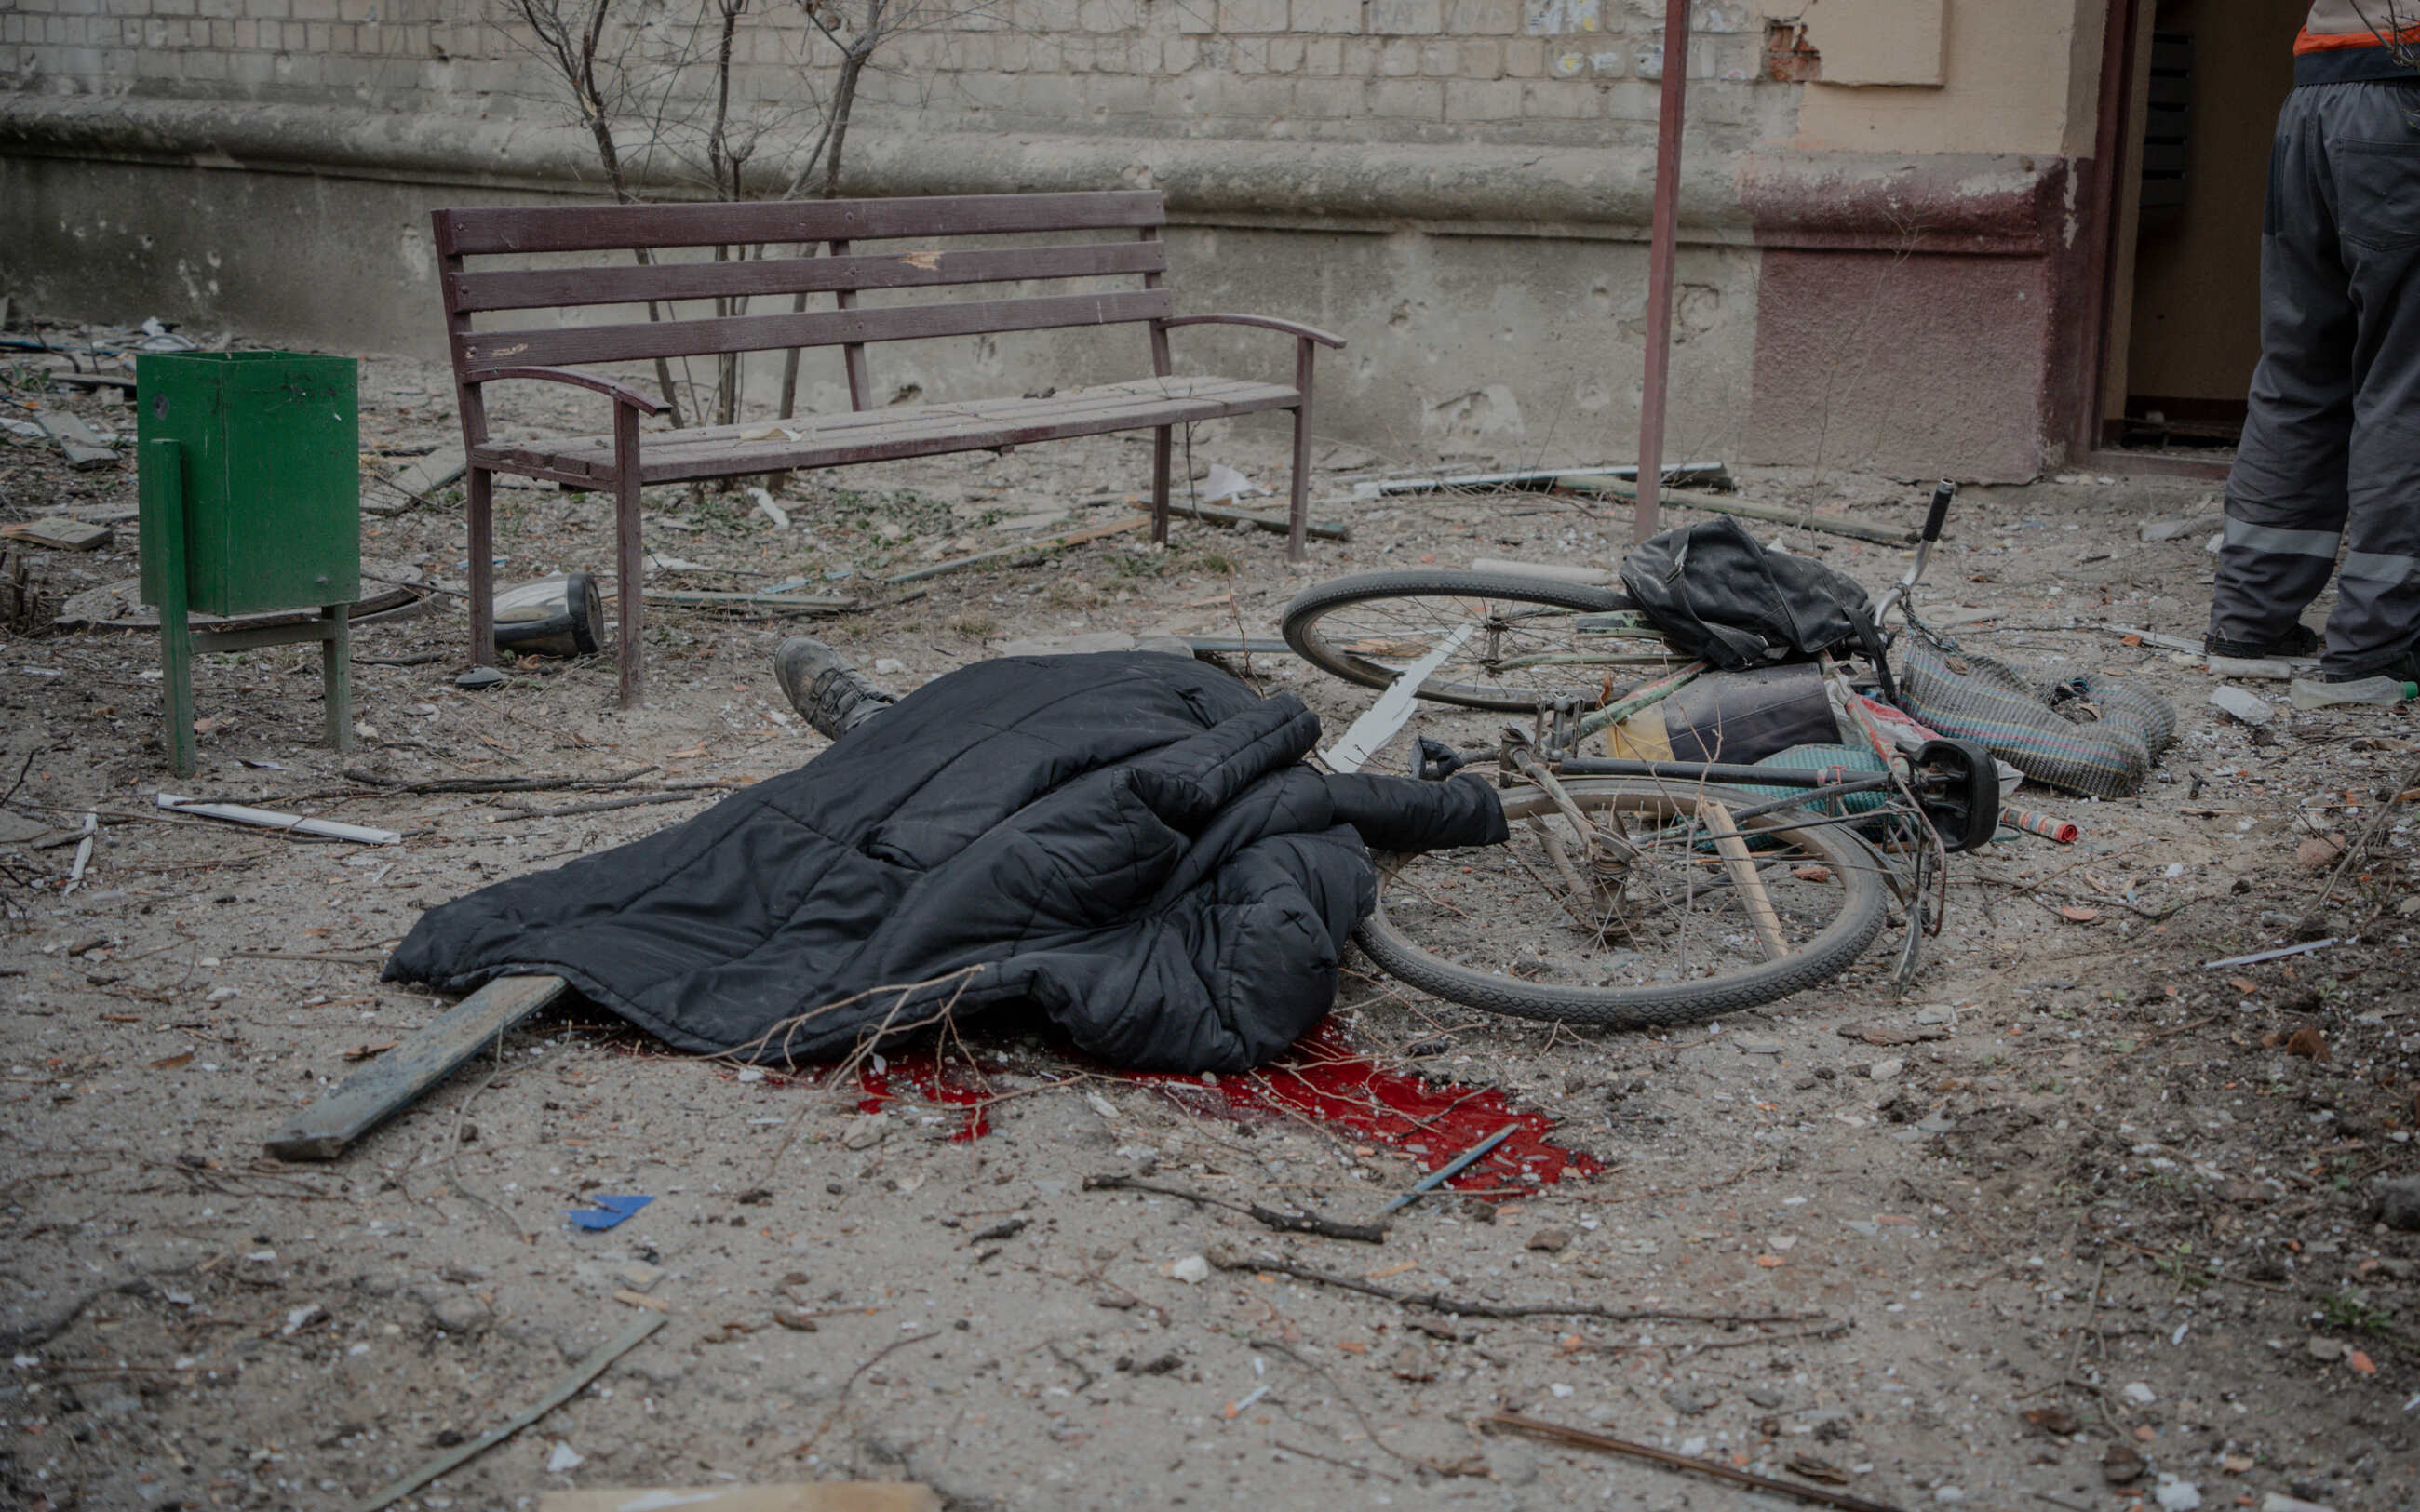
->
[[3, 332, 2416, 1512]]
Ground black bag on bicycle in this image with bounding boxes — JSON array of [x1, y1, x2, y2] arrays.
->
[[1618, 517, 1896, 702]]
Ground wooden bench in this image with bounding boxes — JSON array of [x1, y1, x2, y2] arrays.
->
[[431, 191, 1344, 704]]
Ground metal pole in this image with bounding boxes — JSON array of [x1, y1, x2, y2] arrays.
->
[[1632, 0, 1692, 542]]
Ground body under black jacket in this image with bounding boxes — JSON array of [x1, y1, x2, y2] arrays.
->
[[383, 651, 1506, 1071]]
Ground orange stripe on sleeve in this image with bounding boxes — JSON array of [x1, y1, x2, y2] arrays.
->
[[2296, 21, 2420, 53]]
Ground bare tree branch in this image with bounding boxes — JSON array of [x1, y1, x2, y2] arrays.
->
[[491, 0, 1022, 433]]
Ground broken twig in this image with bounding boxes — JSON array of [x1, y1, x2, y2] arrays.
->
[[1484, 1414, 1907, 1512], [343, 766, 657, 795], [1206, 1245, 1826, 1326], [1083, 1172, 1389, 1244], [349, 1313, 663, 1512], [1253, 1336, 1481, 1478], [494, 789, 720, 821]]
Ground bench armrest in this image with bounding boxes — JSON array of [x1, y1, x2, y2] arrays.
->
[[466, 366, 671, 416], [1155, 314, 1346, 350]]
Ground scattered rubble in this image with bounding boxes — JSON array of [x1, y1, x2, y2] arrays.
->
[[0, 324, 2412, 1510]]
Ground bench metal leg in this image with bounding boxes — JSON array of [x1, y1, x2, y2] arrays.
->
[[322, 603, 352, 752], [1286, 408, 1311, 564], [146, 438, 198, 780], [1150, 423, 1173, 547], [613, 404, 645, 707], [467, 465, 497, 669], [1288, 338, 1316, 563]]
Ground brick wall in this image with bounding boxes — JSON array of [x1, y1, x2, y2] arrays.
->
[[4, 0, 1775, 155]]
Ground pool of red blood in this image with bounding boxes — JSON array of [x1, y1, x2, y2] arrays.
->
[[852, 1021, 1598, 1196], [853, 1052, 991, 1140]]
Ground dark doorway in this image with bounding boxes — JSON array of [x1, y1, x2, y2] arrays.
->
[[2105, 0, 2306, 452]]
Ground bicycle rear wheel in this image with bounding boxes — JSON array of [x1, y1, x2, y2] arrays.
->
[[1355, 778, 1890, 1026], [1281, 569, 1685, 712]]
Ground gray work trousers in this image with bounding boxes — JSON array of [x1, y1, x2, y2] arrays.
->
[[2212, 80, 2420, 676]]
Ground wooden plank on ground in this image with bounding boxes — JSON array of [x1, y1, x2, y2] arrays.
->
[[1377, 461, 1732, 495], [50, 372, 137, 395], [541, 1488, 943, 1512], [885, 515, 1150, 584], [1556, 475, 1916, 545], [643, 588, 855, 612], [263, 974, 571, 1160], [367, 444, 468, 515], [34, 410, 115, 470], [1163, 498, 1349, 541], [1, 515, 112, 550]]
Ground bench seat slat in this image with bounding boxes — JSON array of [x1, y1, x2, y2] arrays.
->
[[546, 378, 1283, 458], [608, 378, 1281, 455], [438, 191, 1166, 257], [447, 241, 1171, 314], [529, 378, 1295, 466], [469, 377, 1299, 486], [461, 288, 1176, 370]]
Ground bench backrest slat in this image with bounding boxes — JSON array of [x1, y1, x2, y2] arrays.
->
[[434, 190, 1165, 258], [447, 239, 1168, 314], [458, 288, 1176, 371]]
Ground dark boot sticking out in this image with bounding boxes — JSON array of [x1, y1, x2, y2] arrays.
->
[[774, 636, 896, 739]]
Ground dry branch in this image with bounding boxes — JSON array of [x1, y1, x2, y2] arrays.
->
[[1082, 1172, 1390, 1244], [1206, 1244, 1829, 1326]]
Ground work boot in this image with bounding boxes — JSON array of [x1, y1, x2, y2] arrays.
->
[[774, 636, 895, 739], [2205, 622, 2319, 661], [2323, 645, 2420, 684]]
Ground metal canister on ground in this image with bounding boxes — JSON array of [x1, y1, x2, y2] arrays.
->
[[492, 572, 603, 659], [1601, 662, 1837, 765]]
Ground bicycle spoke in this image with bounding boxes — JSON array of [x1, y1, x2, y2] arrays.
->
[[1371, 782, 1878, 1001]]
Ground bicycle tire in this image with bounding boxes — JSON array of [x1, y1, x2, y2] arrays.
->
[[1281, 569, 1667, 711], [1354, 779, 1889, 1026]]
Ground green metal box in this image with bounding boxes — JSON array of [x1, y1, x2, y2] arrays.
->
[[137, 352, 359, 617]]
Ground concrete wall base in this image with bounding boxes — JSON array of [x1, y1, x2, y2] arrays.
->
[[0, 97, 2085, 478]]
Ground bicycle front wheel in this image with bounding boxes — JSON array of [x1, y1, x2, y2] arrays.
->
[[1355, 778, 1890, 1026], [1281, 569, 1684, 711]]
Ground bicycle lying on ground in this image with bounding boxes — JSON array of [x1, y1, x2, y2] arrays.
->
[[1282, 484, 1993, 1027]]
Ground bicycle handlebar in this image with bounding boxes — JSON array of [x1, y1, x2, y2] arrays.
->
[[1922, 479, 1956, 543]]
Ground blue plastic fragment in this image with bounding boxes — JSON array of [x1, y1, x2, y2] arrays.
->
[[565, 1194, 654, 1231]]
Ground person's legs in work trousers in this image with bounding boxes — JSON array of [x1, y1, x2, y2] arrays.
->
[[2329, 81, 2420, 676], [2212, 81, 2420, 676]]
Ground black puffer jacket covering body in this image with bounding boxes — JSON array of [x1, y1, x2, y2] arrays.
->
[[384, 653, 1506, 1071]]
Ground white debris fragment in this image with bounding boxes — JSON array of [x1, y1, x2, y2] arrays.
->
[[746, 487, 790, 529], [2156, 1475, 2203, 1511], [1198, 463, 1255, 502], [2208, 686, 2274, 727]]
